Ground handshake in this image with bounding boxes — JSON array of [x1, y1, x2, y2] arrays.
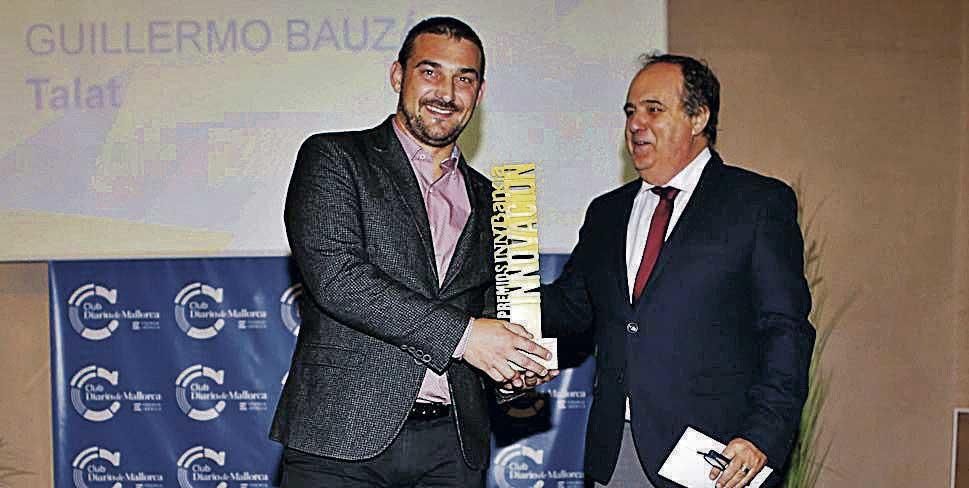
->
[[462, 317, 560, 391]]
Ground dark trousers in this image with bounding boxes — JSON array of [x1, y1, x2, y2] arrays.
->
[[280, 414, 484, 488]]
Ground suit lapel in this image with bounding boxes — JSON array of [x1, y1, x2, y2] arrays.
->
[[369, 117, 440, 287], [637, 153, 725, 302], [613, 181, 642, 305], [440, 157, 483, 292]]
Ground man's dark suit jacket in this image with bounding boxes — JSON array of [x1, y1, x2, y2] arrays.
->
[[542, 152, 815, 487], [270, 116, 496, 469]]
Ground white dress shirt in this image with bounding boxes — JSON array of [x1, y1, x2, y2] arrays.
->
[[623, 147, 711, 420], [625, 148, 711, 302]]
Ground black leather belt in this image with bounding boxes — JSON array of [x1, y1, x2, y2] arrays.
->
[[408, 403, 451, 421]]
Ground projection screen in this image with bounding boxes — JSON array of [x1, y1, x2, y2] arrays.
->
[[1, 1, 666, 260]]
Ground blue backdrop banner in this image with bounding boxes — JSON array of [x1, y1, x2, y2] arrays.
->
[[49, 255, 593, 488]]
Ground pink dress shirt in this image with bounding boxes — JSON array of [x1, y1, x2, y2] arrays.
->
[[392, 119, 474, 405]]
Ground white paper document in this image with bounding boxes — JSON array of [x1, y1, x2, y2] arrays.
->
[[658, 427, 772, 488]]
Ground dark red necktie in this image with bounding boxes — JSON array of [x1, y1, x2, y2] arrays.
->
[[632, 186, 680, 301]]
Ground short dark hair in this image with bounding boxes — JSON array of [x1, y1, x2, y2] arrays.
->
[[641, 53, 720, 146], [398, 17, 485, 80]]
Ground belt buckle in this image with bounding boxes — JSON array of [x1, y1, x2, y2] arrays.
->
[[409, 403, 449, 421]]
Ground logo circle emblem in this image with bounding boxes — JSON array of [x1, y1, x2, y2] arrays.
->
[[493, 444, 546, 488], [72, 446, 122, 488], [174, 283, 225, 339], [280, 283, 303, 336], [70, 365, 121, 422], [175, 365, 226, 421], [176, 446, 227, 488], [68, 284, 119, 341]]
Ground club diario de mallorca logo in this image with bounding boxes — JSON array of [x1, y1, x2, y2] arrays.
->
[[72, 445, 164, 488], [70, 365, 120, 422], [68, 283, 162, 340], [493, 443, 584, 488], [176, 364, 270, 421], [279, 283, 303, 336], [174, 282, 226, 339], [176, 365, 226, 421], [68, 284, 118, 340], [177, 445, 270, 488], [175, 281, 270, 339], [70, 365, 164, 421], [177, 446, 226, 488]]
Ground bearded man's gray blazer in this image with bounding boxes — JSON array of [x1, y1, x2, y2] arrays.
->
[[270, 116, 496, 469]]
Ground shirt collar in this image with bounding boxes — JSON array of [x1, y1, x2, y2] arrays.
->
[[391, 116, 461, 171], [639, 147, 711, 197]]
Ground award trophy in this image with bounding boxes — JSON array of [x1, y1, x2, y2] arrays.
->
[[490, 163, 557, 370]]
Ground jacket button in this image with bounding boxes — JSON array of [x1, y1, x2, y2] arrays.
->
[[626, 322, 639, 334]]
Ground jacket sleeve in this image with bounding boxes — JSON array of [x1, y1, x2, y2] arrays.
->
[[541, 200, 598, 338], [737, 184, 816, 465], [284, 135, 470, 374]]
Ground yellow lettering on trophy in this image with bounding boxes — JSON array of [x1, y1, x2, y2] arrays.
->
[[490, 162, 556, 368]]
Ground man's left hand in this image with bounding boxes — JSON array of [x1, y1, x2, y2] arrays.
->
[[708, 437, 766, 488]]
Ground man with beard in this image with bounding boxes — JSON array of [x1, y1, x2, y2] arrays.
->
[[270, 17, 554, 488]]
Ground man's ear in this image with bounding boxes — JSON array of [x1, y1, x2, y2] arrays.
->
[[474, 79, 487, 108], [390, 61, 403, 93], [690, 106, 710, 137]]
